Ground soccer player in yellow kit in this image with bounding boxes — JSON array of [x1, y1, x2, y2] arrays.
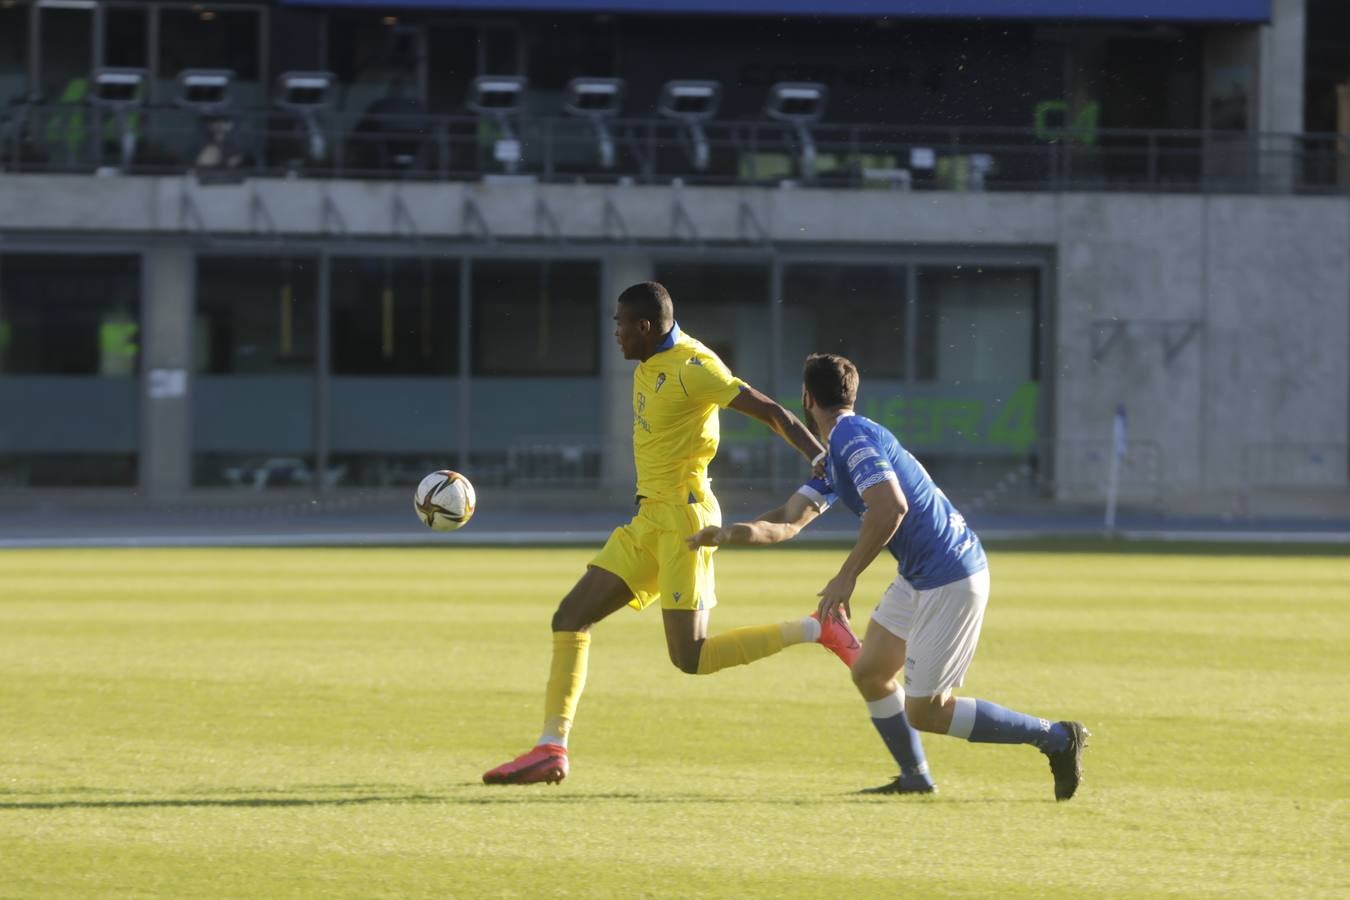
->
[[484, 281, 861, 785]]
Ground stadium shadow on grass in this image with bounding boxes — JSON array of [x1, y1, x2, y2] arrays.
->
[[0, 783, 447, 811], [0, 795, 446, 811]]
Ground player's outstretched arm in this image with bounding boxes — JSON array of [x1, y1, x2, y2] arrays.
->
[[817, 479, 908, 621], [686, 491, 822, 550], [727, 386, 825, 466]]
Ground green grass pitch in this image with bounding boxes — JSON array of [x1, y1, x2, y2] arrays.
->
[[1, 543, 1347, 897]]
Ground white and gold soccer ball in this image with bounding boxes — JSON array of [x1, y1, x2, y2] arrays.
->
[[414, 470, 476, 532]]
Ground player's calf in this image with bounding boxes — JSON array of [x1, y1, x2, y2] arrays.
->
[[903, 694, 957, 733]]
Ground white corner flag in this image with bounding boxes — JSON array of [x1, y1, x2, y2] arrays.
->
[[1104, 404, 1126, 534]]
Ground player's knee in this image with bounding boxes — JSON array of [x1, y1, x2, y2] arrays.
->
[[551, 601, 590, 633], [668, 646, 701, 674], [849, 658, 889, 695]]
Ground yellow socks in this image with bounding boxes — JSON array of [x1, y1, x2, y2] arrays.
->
[[694, 620, 808, 675], [541, 631, 591, 745], [540, 620, 814, 739]]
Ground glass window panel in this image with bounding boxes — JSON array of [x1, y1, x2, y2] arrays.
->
[[196, 256, 317, 374], [0, 253, 140, 486], [481, 28, 519, 76], [331, 257, 458, 375], [152, 7, 261, 170], [0, 254, 141, 375], [193, 255, 318, 488], [653, 261, 771, 485], [268, 8, 321, 77], [467, 379, 602, 488], [907, 265, 1043, 496], [782, 263, 907, 379], [467, 258, 601, 487], [104, 7, 148, 69], [327, 15, 424, 120], [329, 256, 461, 488], [915, 266, 1038, 383], [35, 7, 94, 167], [0, 5, 28, 108], [471, 260, 599, 376], [426, 25, 477, 113], [38, 8, 91, 102], [652, 262, 769, 380], [158, 8, 261, 106], [524, 20, 616, 114]]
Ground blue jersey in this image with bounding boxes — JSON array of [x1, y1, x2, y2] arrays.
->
[[798, 413, 986, 590]]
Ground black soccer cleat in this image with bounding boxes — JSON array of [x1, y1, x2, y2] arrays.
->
[[859, 773, 938, 796], [1046, 721, 1090, 801]]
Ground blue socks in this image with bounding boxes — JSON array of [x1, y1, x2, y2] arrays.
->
[[949, 697, 1069, 754], [866, 693, 931, 781]]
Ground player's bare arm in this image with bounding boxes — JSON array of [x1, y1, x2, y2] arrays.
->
[[727, 386, 825, 465], [816, 479, 908, 622], [685, 491, 823, 549]]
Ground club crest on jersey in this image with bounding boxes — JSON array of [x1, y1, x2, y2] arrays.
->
[[654, 373, 667, 392]]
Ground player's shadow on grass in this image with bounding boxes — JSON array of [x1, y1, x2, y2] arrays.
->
[[449, 787, 1043, 805]]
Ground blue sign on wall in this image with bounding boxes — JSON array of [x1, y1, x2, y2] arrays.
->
[[278, 0, 1270, 23]]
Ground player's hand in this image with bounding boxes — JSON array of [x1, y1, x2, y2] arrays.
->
[[816, 572, 856, 622], [686, 526, 728, 550]]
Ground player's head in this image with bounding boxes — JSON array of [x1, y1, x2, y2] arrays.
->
[[613, 281, 675, 361], [802, 352, 859, 419]]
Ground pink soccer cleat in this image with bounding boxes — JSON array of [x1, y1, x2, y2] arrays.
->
[[812, 611, 861, 667], [482, 744, 570, 785]]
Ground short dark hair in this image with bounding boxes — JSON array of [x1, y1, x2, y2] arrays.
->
[[617, 281, 674, 330], [803, 353, 859, 409]]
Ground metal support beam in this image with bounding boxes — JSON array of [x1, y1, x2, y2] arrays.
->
[[320, 193, 348, 237], [671, 185, 701, 245], [249, 191, 278, 239], [1091, 318, 1202, 365], [457, 258, 472, 472], [602, 196, 632, 244], [392, 193, 419, 241], [462, 194, 495, 244], [178, 189, 207, 235], [1163, 320, 1202, 363], [315, 248, 331, 495], [534, 196, 564, 244], [737, 200, 770, 245], [1090, 319, 1128, 364]]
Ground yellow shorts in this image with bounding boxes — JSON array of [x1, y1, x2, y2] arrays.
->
[[589, 494, 721, 612]]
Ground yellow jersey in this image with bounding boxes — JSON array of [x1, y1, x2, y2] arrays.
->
[[631, 324, 745, 503]]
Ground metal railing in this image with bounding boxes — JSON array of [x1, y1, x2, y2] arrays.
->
[[2, 101, 1348, 194]]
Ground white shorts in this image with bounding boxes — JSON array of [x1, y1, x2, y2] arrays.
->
[[870, 567, 991, 698]]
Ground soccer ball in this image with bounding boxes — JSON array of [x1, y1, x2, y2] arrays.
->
[[414, 470, 476, 532]]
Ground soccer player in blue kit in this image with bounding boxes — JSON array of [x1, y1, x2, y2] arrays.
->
[[688, 353, 1089, 799]]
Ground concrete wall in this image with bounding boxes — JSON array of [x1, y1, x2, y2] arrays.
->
[[0, 174, 1060, 245], [1052, 194, 1350, 502], [1, 174, 1346, 505]]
